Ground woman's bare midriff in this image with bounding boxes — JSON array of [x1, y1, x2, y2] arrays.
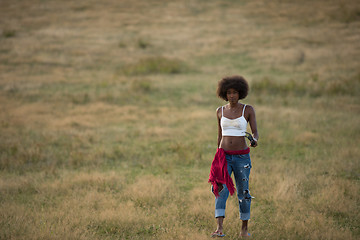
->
[[220, 136, 248, 151]]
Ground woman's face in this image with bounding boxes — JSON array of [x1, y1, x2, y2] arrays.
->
[[226, 88, 239, 103]]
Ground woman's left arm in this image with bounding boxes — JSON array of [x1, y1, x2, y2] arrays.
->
[[247, 105, 259, 147]]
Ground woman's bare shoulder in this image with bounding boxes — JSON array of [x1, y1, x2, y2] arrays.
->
[[245, 104, 255, 112], [216, 106, 223, 118], [244, 104, 256, 120]]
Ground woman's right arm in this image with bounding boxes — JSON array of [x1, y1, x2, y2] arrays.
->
[[216, 107, 222, 148]]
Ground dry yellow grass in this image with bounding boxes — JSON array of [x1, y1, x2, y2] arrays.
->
[[1, 0, 359, 239]]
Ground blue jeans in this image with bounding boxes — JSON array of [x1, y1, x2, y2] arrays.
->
[[214, 153, 252, 220]]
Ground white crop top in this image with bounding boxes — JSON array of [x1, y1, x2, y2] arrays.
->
[[221, 104, 248, 136]]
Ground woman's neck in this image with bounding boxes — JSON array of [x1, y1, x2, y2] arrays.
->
[[228, 102, 239, 108]]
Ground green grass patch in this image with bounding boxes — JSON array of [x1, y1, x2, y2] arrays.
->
[[252, 73, 360, 97], [2, 29, 16, 38], [119, 57, 190, 76]]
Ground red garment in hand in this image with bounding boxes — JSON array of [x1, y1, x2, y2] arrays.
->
[[208, 148, 250, 197]]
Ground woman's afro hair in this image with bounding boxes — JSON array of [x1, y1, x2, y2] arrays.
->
[[217, 75, 249, 101]]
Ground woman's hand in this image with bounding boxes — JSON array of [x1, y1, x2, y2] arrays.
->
[[217, 183, 224, 192], [246, 132, 258, 147], [251, 138, 258, 147]]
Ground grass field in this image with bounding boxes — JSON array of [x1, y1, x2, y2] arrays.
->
[[1, 0, 359, 239]]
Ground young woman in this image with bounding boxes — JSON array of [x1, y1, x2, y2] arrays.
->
[[209, 75, 259, 238]]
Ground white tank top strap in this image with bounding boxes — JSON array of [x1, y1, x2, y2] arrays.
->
[[222, 106, 224, 116], [242, 104, 246, 116]]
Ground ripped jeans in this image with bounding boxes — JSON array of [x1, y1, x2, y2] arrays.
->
[[214, 153, 252, 220]]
